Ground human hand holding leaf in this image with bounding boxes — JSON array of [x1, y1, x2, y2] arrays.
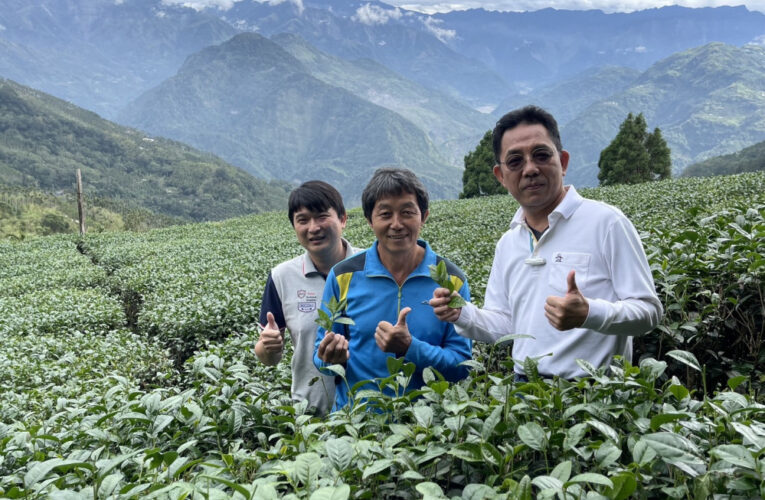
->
[[428, 260, 467, 308]]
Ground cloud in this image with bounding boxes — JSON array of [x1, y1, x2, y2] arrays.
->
[[352, 4, 403, 25], [160, 0, 304, 14], [423, 17, 456, 42], [161, 0, 239, 10]]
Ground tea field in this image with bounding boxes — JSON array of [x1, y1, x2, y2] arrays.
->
[[1, 173, 764, 499]]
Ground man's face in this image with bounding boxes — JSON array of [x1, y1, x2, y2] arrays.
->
[[493, 123, 569, 219], [369, 192, 428, 258], [292, 206, 346, 256]]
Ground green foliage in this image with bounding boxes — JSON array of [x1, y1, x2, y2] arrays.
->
[[315, 297, 355, 333], [0, 183, 182, 240], [460, 130, 505, 199], [0, 173, 764, 498], [428, 260, 467, 308], [683, 137, 765, 177], [598, 112, 672, 186], [0, 78, 290, 222]]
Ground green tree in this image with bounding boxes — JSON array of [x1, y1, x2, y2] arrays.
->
[[460, 130, 505, 198], [598, 113, 672, 186]]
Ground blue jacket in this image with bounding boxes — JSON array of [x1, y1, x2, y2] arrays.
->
[[313, 240, 472, 409]]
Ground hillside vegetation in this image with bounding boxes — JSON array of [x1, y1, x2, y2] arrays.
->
[[0, 183, 182, 240], [1, 172, 763, 498], [682, 137, 765, 177], [0, 78, 290, 222]]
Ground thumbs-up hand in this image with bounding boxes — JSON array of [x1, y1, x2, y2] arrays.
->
[[544, 270, 589, 331], [375, 307, 413, 355], [259, 312, 284, 353]]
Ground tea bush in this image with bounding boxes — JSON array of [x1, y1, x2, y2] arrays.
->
[[0, 172, 763, 498]]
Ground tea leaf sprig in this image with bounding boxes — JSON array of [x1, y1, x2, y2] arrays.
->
[[315, 296, 355, 332], [429, 260, 467, 308]]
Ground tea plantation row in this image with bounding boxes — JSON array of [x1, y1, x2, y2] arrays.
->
[[0, 173, 763, 499]]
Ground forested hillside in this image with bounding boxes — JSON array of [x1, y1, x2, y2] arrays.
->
[[682, 138, 765, 177], [0, 78, 290, 221]]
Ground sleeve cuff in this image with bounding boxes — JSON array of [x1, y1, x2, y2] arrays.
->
[[454, 302, 475, 329], [581, 297, 608, 331]]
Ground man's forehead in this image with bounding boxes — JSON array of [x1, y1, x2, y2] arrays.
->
[[501, 124, 554, 151], [293, 206, 334, 216], [374, 192, 418, 209]]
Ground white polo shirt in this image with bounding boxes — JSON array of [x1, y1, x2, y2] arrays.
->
[[455, 186, 663, 379]]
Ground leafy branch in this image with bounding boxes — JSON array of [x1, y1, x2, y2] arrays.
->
[[429, 260, 467, 308], [315, 296, 355, 332]]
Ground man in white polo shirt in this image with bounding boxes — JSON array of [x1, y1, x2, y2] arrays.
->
[[255, 181, 358, 414], [430, 105, 663, 380]]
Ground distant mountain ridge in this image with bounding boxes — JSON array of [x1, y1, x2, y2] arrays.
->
[[0, 0, 237, 118], [561, 42, 765, 187], [0, 78, 289, 221], [118, 32, 462, 205], [433, 5, 765, 92], [212, 0, 511, 109], [271, 33, 492, 166]]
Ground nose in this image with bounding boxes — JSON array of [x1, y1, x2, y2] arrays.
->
[[522, 158, 540, 176], [390, 213, 404, 229], [308, 218, 322, 232]]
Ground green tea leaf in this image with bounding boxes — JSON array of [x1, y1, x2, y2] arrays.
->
[[310, 485, 351, 500], [517, 422, 547, 451], [666, 350, 701, 372]]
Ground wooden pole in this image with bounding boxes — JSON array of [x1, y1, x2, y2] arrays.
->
[[76, 169, 86, 235]]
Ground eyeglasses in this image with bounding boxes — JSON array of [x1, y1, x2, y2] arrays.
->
[[500, 147, 555, 172]]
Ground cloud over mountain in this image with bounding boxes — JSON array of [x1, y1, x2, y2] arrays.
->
[[352, 4, 403, 25]]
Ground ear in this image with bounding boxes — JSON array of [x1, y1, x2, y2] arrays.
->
[[559, 150, 570, 177], [339, 213, 347, 229], [421, 209, 430, 224], [493, 164, 503, 184]]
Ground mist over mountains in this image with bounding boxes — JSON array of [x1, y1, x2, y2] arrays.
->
[[1, 0, 765, 205]]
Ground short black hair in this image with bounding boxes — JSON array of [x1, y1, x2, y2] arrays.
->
[[287, 180, 345, 226], [492, 105, 563, 163], [361, 168, 428, 222]]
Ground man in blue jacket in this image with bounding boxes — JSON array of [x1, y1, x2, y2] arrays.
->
[[313, 168, 472, 410]]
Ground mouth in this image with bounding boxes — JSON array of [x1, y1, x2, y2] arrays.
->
[[308, 235, 326, 243], [387, 233, 408, 240], [524, 183, 545, 191]]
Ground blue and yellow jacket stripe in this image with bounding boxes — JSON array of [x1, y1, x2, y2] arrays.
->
[[313, 240, 472, 410]]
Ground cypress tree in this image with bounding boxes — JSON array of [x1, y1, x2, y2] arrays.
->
[[598, 113, 672, 186], [460, 130, 505, 198]]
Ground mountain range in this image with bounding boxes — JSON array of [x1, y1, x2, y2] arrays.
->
[[117, 32, 462, 205], [2, 0, 765, 203], [559, 42, 765, 186]]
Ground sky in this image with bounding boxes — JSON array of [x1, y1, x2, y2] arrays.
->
[[162, 0, 765, 13], [384, 1, 765, 14]]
